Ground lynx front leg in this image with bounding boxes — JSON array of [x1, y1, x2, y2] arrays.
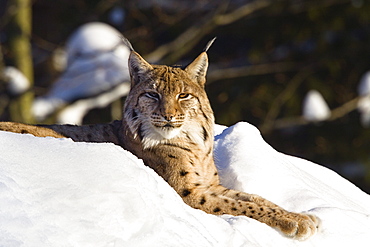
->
[[225, 187, 319, 239], [221, 187, 320, 239], [183, 185, 319, 240]]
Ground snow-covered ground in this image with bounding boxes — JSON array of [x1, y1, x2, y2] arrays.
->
[[0, 122, 369, 246]]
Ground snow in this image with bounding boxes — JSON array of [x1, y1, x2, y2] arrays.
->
[[65, 22, 126, 63], [3, 66, 30, 95], [358, 96, 370, 127], [1, 122, 370, 246], [302, 90, 331, 122], [56, 83, 130, 125], [357, 71, 370, 127], [358, 71, 370, 96], [32, 22, 131, 122]]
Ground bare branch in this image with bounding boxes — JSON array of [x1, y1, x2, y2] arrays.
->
[[260, 67, 315, 133], [207, 62, 300, 83], [328, 96, 359, 121], [145, 0, 272, 63], [260, 96, 361, 134], [144, 8, 222, 63], [213, 0, 271, 25]]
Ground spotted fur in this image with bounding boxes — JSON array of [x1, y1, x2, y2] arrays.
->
[[0, 39, 319, 240]]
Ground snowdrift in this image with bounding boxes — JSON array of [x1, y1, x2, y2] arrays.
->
[[0, 122, 369, 246]]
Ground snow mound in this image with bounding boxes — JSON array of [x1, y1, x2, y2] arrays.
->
[[302, 90, 331, 122], [3, 66, 30, 95], [1, 122, 369, 246], [358, 71, 370, 96], [358, 71, 370, 127], [32, 22, 131, 122]]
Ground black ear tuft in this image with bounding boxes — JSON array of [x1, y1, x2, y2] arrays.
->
[[203, 37, 216, 52], [184, 38, 216, 86], [121, 36, 135, 52]]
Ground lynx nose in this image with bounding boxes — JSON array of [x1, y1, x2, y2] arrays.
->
[[163, 114, 174, 122]]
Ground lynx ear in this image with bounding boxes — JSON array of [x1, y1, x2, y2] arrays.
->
[[185, 38, 215, 86], [185, 52, 208, 86], [128, 51, 153, 86]]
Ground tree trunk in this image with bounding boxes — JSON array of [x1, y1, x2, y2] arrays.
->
[[7, 0, 34, 123]]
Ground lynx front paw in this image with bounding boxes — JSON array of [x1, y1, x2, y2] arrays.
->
[[275, 213, 319, 241]]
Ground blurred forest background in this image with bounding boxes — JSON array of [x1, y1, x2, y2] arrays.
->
[[0, 0, 369, 193]]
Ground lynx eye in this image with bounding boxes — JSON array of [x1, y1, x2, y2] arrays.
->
[[145, 92, 160, 100], [178, 93, 191, 99]]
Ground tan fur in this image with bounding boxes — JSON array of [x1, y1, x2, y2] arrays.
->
[[0, 122, 66, 138], [0, 40, 319, 240]]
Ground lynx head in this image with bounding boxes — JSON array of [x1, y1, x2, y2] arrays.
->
[[123, 39, 215, 149]]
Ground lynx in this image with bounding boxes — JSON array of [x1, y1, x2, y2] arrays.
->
[[0, 38, 319, 240]]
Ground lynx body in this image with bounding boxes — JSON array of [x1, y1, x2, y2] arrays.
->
[[0, 39, 319, 240]]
